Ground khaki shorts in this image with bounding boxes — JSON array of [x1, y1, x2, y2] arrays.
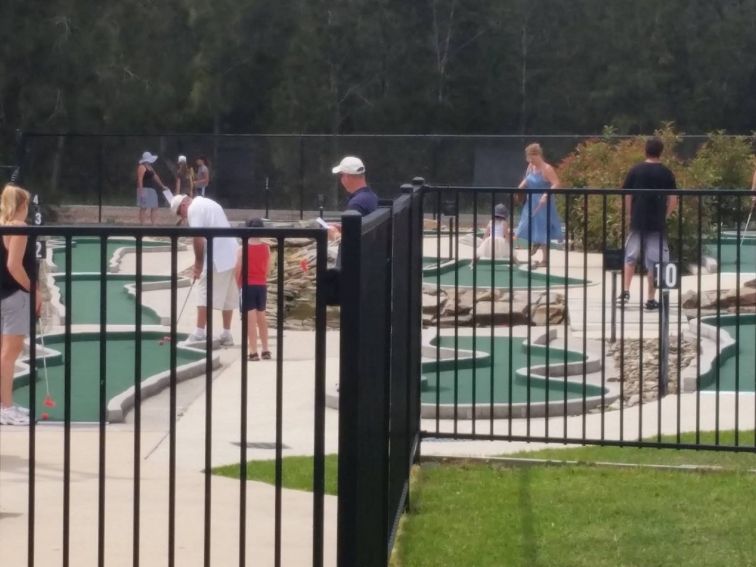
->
[[196, 268, 239, 310], [0, 290, 31, 336]]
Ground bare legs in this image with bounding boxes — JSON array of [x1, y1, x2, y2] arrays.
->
[[529, 243, 549, 266], [138, 207, 156, 225], [0, 334, 25, 408], [622, 262, 657, 301], [245, 310, 269, 355]]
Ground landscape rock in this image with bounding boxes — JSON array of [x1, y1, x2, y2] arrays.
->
[[606, 336, 698, 409]]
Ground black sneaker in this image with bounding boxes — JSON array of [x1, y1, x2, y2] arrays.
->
[[644, 299, 659, 311], [618, 291, 630, 306]]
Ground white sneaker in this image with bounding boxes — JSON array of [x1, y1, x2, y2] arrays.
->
[[217, 333, 234, 347], [12, 404, 30, 416], [179, 332, 207, 346], [0, 406, 30, 426]]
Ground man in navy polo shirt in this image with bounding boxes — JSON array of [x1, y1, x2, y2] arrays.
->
[[327, 156, 378, 270], [330, 155, 378, 229]]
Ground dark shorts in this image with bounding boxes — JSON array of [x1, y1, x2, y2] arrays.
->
[[240, 285, 267, 312]]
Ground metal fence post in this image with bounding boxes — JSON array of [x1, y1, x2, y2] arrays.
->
[[264, 176, 270, 219], [97, 137, 104, 223], [337, 208, 391, 567], [660, 288, 670, 395], [14, 128, 26, 183], [337, 209, 363, 567], [298, 137, 305, 219]]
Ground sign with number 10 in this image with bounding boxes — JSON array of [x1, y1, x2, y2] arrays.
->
[[653, 262, 679, 290]]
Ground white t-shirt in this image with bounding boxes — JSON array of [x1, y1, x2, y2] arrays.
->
[[187, 196, 238, 273], [487, 219, 507, 238]]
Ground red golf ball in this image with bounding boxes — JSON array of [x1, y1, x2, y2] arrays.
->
[[40, 412, 49, 420]]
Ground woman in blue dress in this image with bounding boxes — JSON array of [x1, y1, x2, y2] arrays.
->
[[515, 143, 563, 267]]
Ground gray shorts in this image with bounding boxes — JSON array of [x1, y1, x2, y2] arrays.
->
[[137, 187, 159, 209], [0, 290, 31, 336], [624, 231, 668, 271]]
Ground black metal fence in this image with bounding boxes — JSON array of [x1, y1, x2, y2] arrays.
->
[[14, 132, 737, 221], [0, 223, 332, 566], [337, 184, 423, 566], [4, 179, 756, 566], [419, 182, 756, 453], [0, 185, 425, 566]]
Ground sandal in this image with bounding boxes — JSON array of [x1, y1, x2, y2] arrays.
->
[[248, 352, 260, 361], [261, 351, 272, 360]]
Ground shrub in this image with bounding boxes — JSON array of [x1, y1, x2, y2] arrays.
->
[[686, 131, 755, 228], [555, 124, 743, 269]]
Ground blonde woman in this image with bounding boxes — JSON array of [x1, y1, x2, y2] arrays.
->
[[175, 155, 194, 197], [0, 184, 40, 425], [515, 143, 563, 267]]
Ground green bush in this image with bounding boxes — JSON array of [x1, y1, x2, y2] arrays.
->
[[557, 124, 755, 269], [687, 131, 755, 228]]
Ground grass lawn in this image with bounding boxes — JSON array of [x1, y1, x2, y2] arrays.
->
[[213, 454, 339, 495], [212, 431, 756, 566], [393, 463, 756, 567]]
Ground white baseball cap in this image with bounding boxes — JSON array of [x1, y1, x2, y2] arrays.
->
[[170, 194, 189, 215], [139, 151, 158, 164], [331, 156, 366, 175], [178, 155, 187, 163]]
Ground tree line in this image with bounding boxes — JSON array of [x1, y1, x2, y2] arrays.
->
[[2, 0, 756, 158]]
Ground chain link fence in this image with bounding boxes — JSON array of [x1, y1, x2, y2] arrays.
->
[[16, 133, 721, 219]]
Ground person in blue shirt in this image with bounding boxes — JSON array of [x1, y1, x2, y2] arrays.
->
[[326, 156, 378, 240]]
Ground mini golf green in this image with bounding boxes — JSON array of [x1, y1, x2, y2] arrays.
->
[[704, 237, 756, 274], [13, 331, 203, 422], [54, 273, 166, 325], [422, 258, 586, 289], [701, 314, 756, 393], [422, 335, 603, 405], [49, 236, 169, 273]]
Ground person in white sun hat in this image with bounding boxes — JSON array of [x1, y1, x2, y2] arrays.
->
[[136, 151, 170, 225]]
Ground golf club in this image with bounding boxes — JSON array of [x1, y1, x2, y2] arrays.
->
[[37, 318, 55, 409], [740, 201, 754, 251], [159, 278, 195, 345]]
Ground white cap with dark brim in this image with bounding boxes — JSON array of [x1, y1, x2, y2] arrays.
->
[[331, 156, 366, 175]]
